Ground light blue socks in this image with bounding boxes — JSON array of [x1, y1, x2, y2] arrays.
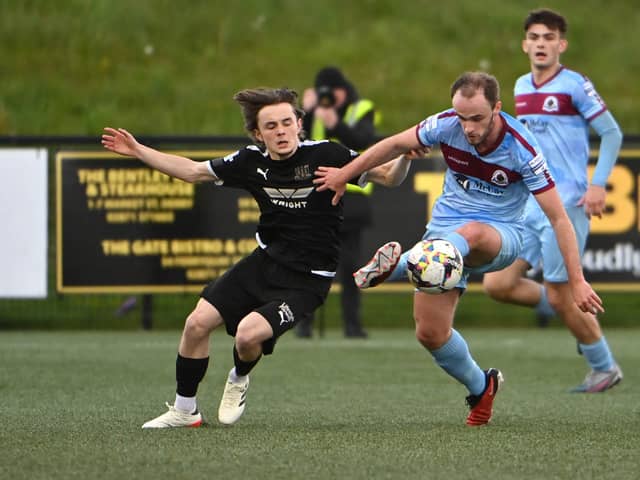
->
[[579, 337, 615, 372], [535, 286, 555, 317], [429, 329, 486, 395]]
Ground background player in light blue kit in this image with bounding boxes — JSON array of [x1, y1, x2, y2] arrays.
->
[[315, 72, 603, 425], [483, 9, 623, 393]]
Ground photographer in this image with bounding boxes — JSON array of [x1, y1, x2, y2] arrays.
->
[[302, 66, 378, 150], [299, 66, 380, 338]]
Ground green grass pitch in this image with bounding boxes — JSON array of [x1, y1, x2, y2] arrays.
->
[[1, 328, 638, 479]]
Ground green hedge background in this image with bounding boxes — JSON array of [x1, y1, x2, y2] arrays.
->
[[1, 0, 638, 135]]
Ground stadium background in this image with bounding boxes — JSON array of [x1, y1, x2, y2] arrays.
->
[[1, 0, 639, 330], [2, 3, 640, 480]]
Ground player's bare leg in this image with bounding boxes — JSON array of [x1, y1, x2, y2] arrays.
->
[[413, 290, 503, 426], [218, 313, 273, 425], [178, 299, 225, 357], [483, 259, 554, 327], [546, 282, 623, 392], [143, 299, 223, 428], [483, 259, 540, 307]]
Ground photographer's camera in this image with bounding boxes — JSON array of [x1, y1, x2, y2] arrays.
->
[[316, 86, 335, 107]]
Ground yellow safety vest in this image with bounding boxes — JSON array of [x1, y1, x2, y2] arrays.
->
[[311, 99, 379, 195]]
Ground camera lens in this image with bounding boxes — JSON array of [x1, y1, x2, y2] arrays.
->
[[316, 86, 335, 107]]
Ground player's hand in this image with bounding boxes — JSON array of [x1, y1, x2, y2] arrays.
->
[[577, 185, 606, 219], [571, 279, 604, 314], [302, 88, 317, 111], [314, 166, 348, 206], [404, 147, 431, 160], [101, 127, 141, 157]]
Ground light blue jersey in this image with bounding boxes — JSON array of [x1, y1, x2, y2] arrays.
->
[[416, 109, 554, 229], [384, 109, 557, 286], [514, 67, 618, 280], [514, 66, 607, 206]]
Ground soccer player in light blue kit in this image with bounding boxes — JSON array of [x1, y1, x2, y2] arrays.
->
[[483, 9, 623, 393], [315, 72, 603, 426]]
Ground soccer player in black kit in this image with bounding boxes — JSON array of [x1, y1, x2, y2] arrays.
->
[[102, 87, 421, 428]]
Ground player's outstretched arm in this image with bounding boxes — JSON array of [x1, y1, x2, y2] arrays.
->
[[101, 127, 213, 183], [314, 126, 422, 205], [534, 188, 604, 314], [101, 127, 144, 157], [365, 148, 430, 187]]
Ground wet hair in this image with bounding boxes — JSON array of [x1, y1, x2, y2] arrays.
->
[[450, 71, 500, 109], [524, 9, 567, 36], [233, 87, 305, 142]]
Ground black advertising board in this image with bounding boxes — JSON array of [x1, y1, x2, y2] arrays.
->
[[56, 151, 258, 293], [56, 149, 640, 293], [580, 150, 640, 289]]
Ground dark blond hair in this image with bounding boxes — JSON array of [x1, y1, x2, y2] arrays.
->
[[450, 72, 500, 109], [233, 87, 304, 142]]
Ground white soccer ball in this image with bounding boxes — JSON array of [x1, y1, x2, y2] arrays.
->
[[406, 239, 464, 294]]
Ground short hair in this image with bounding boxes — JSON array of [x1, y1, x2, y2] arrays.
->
[[524, 9, 567, 36], [450, 72, 500, 109], [233, 87, 304, 142]]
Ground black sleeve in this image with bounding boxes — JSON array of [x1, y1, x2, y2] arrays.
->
[[208, 149, 248, 187]]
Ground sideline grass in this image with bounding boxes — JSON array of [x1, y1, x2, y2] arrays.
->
[[1, 329, 638, 479]]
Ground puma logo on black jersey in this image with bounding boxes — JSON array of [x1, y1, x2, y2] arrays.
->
[[257, 167, 269, 180]]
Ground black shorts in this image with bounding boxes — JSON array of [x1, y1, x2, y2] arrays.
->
[[201, 248, 332, 354]]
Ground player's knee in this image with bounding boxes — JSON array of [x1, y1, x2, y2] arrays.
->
[[455, 221, 484, 248], [483, 279, 512, 301], [546, 288, 567, 314], [414, 320, 446, 350], [234, 333, 263, 360], [234, 322, 263, 353], [234, 328, 252, 351], [183, 310, 214, 339], [546, 288, 584, 321], [482, 274, 510, 301], [482, 276, 499, 298]]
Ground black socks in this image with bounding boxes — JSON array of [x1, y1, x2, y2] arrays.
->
[[233, 345, 261, 376], [176, 354, 209, 397]]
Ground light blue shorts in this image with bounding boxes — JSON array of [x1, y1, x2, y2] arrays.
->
[[423, 219, 524, 289], [519, 203, 590, 283]]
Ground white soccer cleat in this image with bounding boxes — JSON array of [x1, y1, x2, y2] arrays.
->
[[353, 241, 402, 289], [141, 402, 202, 429], [218, 371, 250, 425], [570, 364, 623, 393]]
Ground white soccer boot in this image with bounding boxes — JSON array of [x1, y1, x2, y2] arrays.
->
[[141, 402, 202, 429], [353, 241, 402, 288], [218, 369, 250, 425], [570, 364, 623, 393]]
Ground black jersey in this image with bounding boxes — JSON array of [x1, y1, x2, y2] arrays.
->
[[208, 140, 360, 277]]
